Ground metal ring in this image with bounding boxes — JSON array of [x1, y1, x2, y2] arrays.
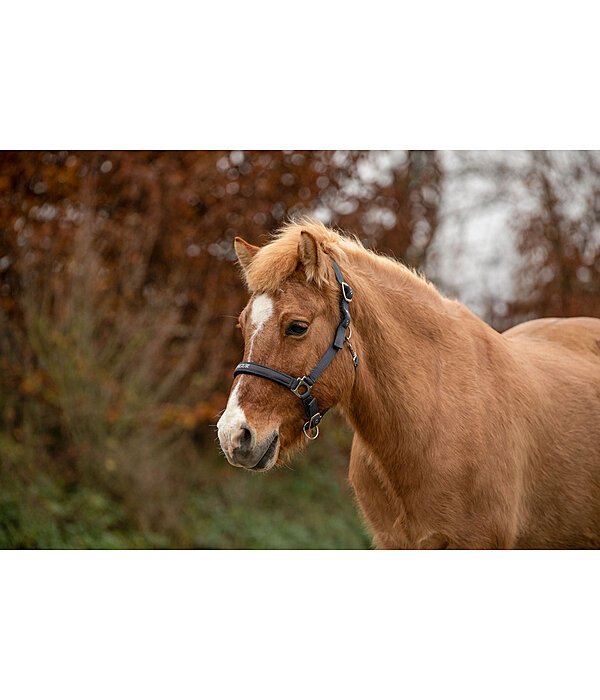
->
[[345, 326, 352, 341], [292, 377, 311, 398], [303, 422, 319, 440]]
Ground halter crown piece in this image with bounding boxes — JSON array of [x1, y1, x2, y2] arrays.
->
[[233, 258, 359, 439]]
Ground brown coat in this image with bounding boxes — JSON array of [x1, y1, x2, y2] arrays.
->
[[221, 218, 600, 549]]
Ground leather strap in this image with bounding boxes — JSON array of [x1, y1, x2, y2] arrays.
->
[[234, 362, 297, 391], [233, 256, 358, 437]]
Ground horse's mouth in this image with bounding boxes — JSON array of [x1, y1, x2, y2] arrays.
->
[[250, 433, 279, 472]]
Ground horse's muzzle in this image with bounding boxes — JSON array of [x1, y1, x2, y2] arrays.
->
[[223, 427, 279, 472]]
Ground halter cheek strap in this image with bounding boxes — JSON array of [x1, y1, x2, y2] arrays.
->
[[233, 258, 359, 439]]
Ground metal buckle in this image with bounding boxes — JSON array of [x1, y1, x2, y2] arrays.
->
[[292, 376, 312, 398], [347, 339, 359, 369], [342, 283, 353, 303], [345, 326, 359, 369], [303, 421, 319, 440]]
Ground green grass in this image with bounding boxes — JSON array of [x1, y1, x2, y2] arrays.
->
[[0, 417, 372, 550], [187, 447, 370, 550], [0, 291, 372, 550]]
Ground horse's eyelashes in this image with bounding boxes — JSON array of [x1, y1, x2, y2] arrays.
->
[[285, 321, 309, 337]]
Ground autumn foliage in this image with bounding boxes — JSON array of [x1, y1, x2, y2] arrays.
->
[[507, 151, 600, 325], [0, 150, 440, 546], [3, 150, 599, 547]]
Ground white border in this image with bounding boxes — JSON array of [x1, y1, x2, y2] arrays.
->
[[2, 3, 599, 698], [1, 2, 599, 148], [1, 552, 599, 699]]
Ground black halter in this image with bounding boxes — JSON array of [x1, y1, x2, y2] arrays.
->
[[233, 258, 359, 439]]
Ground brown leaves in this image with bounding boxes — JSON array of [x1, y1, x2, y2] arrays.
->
[[504, 152, 600, 328], [1, 150, 441, 433]]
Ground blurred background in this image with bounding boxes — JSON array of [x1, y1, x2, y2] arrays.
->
[[1, 150, 599, 549]]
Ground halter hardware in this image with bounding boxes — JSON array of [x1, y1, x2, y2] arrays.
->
[[345, 327, 359, 369], [233, 257, 358, 440], [303, 420, 320, 440], [291, 377, 312, 398]]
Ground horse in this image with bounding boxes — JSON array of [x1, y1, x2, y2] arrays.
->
[[217, 217, 600, 549]]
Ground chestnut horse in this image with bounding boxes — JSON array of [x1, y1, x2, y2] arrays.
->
[[217, 218, 600, 549]]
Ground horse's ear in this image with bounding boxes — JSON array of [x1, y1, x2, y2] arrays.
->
[[234, 237, 259, 271], [298, 230, 327, 284]]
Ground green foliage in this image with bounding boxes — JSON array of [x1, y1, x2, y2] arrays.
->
[[0, 421, 371, 550], [186, 436, 371, 550], [0, 470, 169, 549], [0, 297, 370, 549]]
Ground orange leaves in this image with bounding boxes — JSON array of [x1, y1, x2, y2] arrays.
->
[[160, 394, 227, 431], [14, 369, 56, 404], [0, 150, 443, 546], [1, 150, 440, 446], [19, 374, 40, 395], [0, 297, 15, 313], [106, 407, 120, 424]]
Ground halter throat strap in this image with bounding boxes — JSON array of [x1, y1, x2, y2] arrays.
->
[[233, 257, 358, 439]]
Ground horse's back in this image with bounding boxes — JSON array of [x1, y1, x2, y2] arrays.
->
[[501, 317, 600, 547], [503, 316, 600, 362]]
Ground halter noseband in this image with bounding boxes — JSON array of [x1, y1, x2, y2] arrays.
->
[[233, 258, 359, 440]]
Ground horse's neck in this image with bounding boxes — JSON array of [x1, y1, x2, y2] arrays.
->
[[341, 256, 485, 468]]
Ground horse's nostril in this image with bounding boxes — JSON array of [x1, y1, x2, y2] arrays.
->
[[231, 424, 256, 462], [240, 427, 252, 449]]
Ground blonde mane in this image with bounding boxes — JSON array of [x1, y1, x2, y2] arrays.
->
[[244, 217, 438, 301]]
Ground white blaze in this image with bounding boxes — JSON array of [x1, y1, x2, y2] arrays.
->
[[247, 293, 274, 359], [217, 383, 245, 457], [217, 293, 274, 455]]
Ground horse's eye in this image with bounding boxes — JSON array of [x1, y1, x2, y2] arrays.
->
[[285, 321, 309, 337]]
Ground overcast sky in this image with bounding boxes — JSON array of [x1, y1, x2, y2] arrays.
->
[[428, 150, 534, 318]]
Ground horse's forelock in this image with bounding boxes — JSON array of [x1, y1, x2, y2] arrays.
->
[[244, 217, 350, 294]]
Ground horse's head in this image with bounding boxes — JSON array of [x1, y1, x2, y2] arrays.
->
[[217, 225, 357, 472]]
